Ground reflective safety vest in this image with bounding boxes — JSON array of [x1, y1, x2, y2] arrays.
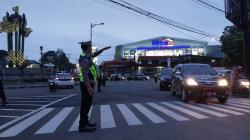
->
[[79, 52, 97, 82]]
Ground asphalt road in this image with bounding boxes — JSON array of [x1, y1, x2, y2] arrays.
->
[[0, 80, 250, 140]]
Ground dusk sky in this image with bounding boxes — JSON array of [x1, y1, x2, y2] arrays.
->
[[0, 0, 232, 64]]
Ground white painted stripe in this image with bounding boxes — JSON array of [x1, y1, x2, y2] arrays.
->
[[0, 109, 34, 112], [174, 101, 228, 117], [147, 103, 189, 121], [161, 102, 209, 119], [69, 106, 93, 132], [228, 100, 250, 106], [230, 99, 250, 103], [4, 104, 43, 107], [0, 94, 77, 131], [8, 101, 51, 103], [117, 104, 142, 126], [0, 116, 19, 118], [227, 102, 250, 109], [101, 105, 116, 129], [0, 108, 54, 137], [7, 97, 57, 100], [198, 104, 244, 115], [132, 103, 166, 123], [35, 107, 74, 134], [214, 104, 250, 113]]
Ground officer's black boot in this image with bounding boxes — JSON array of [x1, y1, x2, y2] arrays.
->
[[79, 125, 96, 132]]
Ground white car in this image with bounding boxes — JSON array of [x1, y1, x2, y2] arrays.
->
[[54, 73, 75, 88]]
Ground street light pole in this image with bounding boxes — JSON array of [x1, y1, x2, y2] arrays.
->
[[40, 46, 43, 74], [90, 22, 104, 42]]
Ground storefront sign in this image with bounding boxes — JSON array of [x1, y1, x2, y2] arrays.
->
[[152, 39, 175, 46]]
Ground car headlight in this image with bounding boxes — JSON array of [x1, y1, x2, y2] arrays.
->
[[160, 77, 165, 81], [186, 78, 198, 86], [240, 80, 250, 88], [218, 79, 228, 87]]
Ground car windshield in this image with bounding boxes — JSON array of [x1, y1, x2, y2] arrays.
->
[[161, 69, 173, 75], [183, 65, 217, 75], [56, 73, 71, 79]]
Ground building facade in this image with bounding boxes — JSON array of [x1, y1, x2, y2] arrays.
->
[[113, 36, 223, 76]]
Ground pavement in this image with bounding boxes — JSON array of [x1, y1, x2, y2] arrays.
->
[[0, 81, 250, 140]]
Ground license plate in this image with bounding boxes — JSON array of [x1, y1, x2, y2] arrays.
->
[[206, 92, 216, 96]]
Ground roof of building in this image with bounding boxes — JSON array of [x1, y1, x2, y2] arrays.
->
[[117, 36, 208, 47]]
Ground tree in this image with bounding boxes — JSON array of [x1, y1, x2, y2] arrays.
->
[[41, 49, 75, 72], [220, 25, 244, 67]]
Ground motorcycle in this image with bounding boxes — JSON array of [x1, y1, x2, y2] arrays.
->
[[48, 80, 57, 92], [232, 79, 250, 98]]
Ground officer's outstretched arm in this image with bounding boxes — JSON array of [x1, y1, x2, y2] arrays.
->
[[91, 46, 111, 58]]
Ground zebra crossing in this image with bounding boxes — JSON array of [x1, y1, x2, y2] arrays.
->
[[0, 98, 250, 138]]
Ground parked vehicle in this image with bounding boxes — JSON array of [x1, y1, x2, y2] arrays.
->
[[232, 78, 250, 98], [110, 74, 126, 81], [135, 74, 150, 80], [171, 64, 229, 103], [160, 68, 173, 91], [54, 72, 75, 89]]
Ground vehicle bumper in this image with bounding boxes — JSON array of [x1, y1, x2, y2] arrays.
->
[[184, 86, 229, 98], [160, 80, 171, 89], [55, 80, 75, 86]]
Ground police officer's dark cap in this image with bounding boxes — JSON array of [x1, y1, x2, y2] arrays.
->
[[79, 41, 92, 50]]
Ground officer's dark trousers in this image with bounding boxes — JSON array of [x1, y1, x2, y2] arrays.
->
[[0, 80, 6, 102], [79, 82, 94, 127]]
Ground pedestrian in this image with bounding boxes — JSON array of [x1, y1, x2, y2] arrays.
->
[[97, 66, 103, 92], [154, 73, 158, 83], [0, 63, 7, 105], [102, 74, 106, 87], [78, 41, 110, 132]]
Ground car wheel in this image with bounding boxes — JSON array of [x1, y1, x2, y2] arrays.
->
[[71, 86, 74, 89], [171, 86, 176, 96], [218, 97, 228, 104], [181, 89, 189, 103]]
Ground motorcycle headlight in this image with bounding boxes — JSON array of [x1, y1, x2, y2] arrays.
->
[[240, 80, 250, 88], [186, 78, 198, 86], [218, 79, 228, 87]]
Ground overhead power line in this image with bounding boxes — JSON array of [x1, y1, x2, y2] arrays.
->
[[192, 0, 225, 13], [99, 0, 218, 38]]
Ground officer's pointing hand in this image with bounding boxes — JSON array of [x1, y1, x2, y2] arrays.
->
[[102, 46, 111, 51]]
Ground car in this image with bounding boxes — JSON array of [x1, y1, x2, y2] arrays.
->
[[135, 74, 150, 80], [171, 63, 229, 103], [160, 68, 173, 91], [110, 74, 126, 81], [218, 70, 232, 82], [54, 72, 75, 88]]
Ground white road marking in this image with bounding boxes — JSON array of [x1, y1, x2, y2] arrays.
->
[[132, 103, 166, 123], [228, 100, 250, 106], [174, 101, 228, 117], [0, 116, 19, 118], [117, 104, 142, 126], [147, 103, 189, 121], [69, 106, 93, 132], [161, 102, 209, 119], [3, 104, 43, 107], [198, 104, 244, 115], [0, 108, 54, 137], [35, 107, 74, 134], [7, 101, 51, 103], [230, 99, 250, 103], [0, 109, 34, 112], [0, 94, 77, 131], [100, 105, 116, 129], [214, 104, 250, 113], [226, 102, 250, 109], [7, 97, 57, 100]]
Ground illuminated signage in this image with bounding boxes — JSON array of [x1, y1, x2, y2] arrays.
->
[[137, 45, 190, 50], [152, 39, 175, 46]]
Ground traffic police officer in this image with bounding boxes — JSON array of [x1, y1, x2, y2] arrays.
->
[[78, 41, 110, 132]]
